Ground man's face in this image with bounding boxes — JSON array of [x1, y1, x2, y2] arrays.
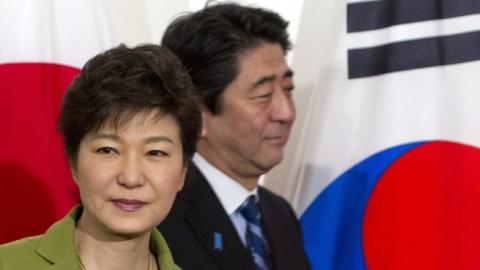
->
[[200, 42, 295, 184]]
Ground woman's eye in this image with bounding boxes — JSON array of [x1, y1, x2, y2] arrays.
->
[[95, 147, 117, 154], [147, 150, 168, 157]]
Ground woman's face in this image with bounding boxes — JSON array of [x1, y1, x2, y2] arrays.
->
[[72, 110, 185, 237]]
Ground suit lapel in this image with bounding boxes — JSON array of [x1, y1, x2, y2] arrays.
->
[[182, 164, 255, 270], [258, 188, 289, 270]]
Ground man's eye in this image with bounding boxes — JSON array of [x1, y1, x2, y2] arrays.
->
[[284, 86, 294, 92], [95, 147, 117, 154], [255, 92, 273, 99], [147, 150, 168, 157], [282, 86, 294, 97]]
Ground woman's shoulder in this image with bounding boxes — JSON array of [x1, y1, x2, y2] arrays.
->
[[0, 235, 47, 269], [0, 234, 41, 253], [0, 206, 81, 269]]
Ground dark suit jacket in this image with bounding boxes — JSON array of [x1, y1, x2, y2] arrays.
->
[[158, 163, 311, 270]]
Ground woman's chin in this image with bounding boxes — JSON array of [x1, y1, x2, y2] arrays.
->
[[102, 219, 154, 239]]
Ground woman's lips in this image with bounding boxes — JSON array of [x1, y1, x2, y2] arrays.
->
[[111, 199, 146, 212]]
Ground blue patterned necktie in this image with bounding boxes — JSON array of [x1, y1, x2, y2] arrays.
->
[[239, 195, 271, 270]]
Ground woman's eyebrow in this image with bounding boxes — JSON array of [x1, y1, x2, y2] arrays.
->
[[90, 133, 120, 141], [144, 136, 174, 144]]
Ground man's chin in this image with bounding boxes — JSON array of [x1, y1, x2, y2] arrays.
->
[[256, 152, 284, 172]]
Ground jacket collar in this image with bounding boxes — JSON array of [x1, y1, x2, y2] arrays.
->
[[180, 164, 256, 270], [150, 227, 179, 269], [35, 205, 82, 269], [35, 205, 179, 270]]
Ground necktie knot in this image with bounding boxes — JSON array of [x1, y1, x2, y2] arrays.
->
[[238, 195, 271, 270], [239, 195, 260, 224]]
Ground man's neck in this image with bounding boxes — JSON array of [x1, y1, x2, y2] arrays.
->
[[197, 144, 259, 190]]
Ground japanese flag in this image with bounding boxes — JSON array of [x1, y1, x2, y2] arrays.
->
[[0, 0, 112, 244]]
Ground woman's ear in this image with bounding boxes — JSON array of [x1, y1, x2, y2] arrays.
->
[[70, 160, 79, 185]]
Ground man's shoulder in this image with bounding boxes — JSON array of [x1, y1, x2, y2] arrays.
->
[[178, 162, 212, 198], [258, 186, 294, 209], [161, 163, 222, 223], [257, 185, 301, 227]]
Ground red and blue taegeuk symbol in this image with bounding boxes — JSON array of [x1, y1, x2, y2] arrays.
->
[[301, 141, 480, 270]]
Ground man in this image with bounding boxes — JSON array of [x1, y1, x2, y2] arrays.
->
[[159, 3, 311, 270]]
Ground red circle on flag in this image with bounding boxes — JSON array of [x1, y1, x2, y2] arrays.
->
[[0, 63, 80, 244], [363, 141, 480, 269]]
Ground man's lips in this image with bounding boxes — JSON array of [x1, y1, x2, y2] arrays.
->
[[111, 199, 146, 212], [265, 135, 289, 145]]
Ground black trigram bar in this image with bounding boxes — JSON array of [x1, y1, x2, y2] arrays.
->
[[348, 30, 480, 79], [348, 0, 480, 33]]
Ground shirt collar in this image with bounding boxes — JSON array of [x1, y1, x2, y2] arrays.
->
[[193, 153, 257, 215]]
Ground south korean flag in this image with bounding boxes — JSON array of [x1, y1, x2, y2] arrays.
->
[[273, 0, 480, 269]]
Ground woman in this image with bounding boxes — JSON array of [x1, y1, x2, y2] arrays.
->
[[0, 44, 201, 270]]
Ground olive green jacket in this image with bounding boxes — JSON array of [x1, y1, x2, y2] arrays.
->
[[0, 205, 180, 270]]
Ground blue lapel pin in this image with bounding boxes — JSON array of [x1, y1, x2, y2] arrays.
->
[[213, 232, 223, 251]]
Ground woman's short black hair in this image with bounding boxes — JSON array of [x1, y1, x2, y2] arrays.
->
[[58, 44, 201, 166]]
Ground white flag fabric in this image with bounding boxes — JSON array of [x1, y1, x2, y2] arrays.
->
[[0, 0, 112, 244], [285, 0, 480, 269]]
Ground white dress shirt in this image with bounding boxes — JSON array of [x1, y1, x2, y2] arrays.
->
[[193, 153, 258, 246]]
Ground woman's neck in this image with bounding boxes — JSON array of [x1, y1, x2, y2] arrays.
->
[[75, 215, 156, 270]]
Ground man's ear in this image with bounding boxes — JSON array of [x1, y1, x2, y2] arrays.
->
[[200, 108, 209, 138], [177, 166, 187, 191]]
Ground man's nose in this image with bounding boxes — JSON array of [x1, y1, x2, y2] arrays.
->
[[270, 88, 296, 123]]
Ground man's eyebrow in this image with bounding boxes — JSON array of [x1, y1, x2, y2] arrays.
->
[[251, 69, 294, 89], [284, 69, 294, 79], [251, 75, 276, 89]]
